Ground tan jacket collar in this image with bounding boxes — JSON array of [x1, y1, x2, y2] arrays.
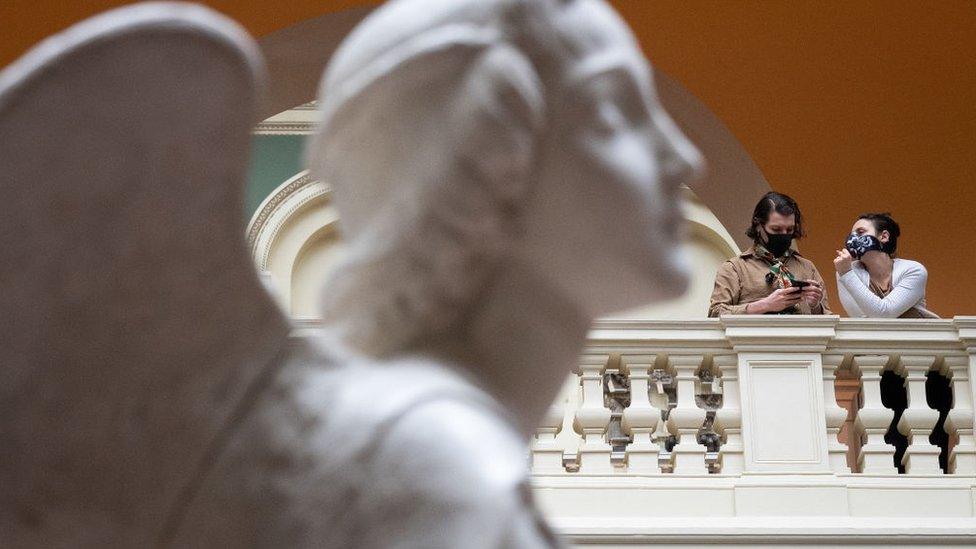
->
[[740, 245, 803, 259]]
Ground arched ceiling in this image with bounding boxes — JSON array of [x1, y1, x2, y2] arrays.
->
[[3, 0, 975, 316]]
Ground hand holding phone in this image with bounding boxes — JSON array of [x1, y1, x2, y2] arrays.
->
[[793, 279, 824, 308]]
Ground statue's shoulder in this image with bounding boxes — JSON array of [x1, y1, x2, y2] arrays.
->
[[169, 343, 529, 546], [337, 356, 544, 547]]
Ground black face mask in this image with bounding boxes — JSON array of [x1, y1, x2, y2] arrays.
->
[[764, 231, 794, 257], [845, 233, 885, 259]]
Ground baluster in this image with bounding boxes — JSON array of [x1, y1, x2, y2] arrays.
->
[[559, 375, 584, 472], [897, 355, 942, 474], [943, 356, 975, 475], [835, 365, 864, 473], [604, 356, 631, 468], [696, 362, 723, 474], [926, 359, 954, 474], [668, 354, 707, 474], [652, 368, 677, 473], [621, 355, 664, 473], [954, 317, 976, 475], [532, 375, 579, 473], [712, 354, 743, 475], [852, 355, 898, 474], [575, 355, 612, 473], [823, 354, 852, 473]]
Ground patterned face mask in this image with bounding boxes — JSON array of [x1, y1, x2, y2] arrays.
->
[[845, 233, 885, 259]]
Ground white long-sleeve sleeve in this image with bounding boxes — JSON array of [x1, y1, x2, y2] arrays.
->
[[836, 259, 928, 318]]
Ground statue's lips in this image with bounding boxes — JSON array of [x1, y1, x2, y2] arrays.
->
[[657, 208, 683, 241]]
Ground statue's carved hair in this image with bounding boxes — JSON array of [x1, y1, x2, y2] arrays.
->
[[308, 0, 569, 356]]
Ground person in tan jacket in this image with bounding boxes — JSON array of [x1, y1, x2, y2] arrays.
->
[[709, 192, 832, 316]]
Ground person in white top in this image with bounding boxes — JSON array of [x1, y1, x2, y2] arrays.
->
[[834, 212, 937, 318]]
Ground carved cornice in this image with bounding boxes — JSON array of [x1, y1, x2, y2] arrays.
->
[[251, 121, 317, 135], [582, 316, 969, 358], [953, 316, 976, 349], [721, 314, 838, 353], [290, 315, 976, 357], [252, 102, 319, 135]]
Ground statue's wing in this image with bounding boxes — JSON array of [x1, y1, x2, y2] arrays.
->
[[0, 3, 290, 541]]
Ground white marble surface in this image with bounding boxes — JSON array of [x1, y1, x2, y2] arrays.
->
[[0, 0, 701, 546]]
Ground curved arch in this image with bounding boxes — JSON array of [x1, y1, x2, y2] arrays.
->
[[290, 223, 344, 318], [247, 170, 338, 313], [655, 71, 769, 251], [248, 170, 330, 268], [680, 186, 740, 259]]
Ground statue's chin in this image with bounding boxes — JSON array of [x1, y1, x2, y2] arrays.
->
[[657, 250, 692, 301], [638, 245, 692, 306], [587, 247, 689, 317]]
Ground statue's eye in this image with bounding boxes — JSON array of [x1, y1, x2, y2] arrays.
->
[[582, 72, 646, 133], [596, 101, 627, 129]]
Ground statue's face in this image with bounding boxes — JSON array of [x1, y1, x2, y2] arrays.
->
[[526, 0, 704, 314]]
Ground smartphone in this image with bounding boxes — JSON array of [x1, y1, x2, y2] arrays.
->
[[790, 279, 813, 289]]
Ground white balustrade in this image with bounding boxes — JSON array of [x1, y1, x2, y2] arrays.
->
[[852, 354, 898, 474], [575, 354, 613, 474], [620, 354, 665, 473], [532, 375, 580, 473], [539, 317, 976, 543], [897, 355, 943, 474], [524, 318, 976, 479], [943, 355, 976, 474], [651, 367, 677, 473], [951, 316, 976, 476], [823, 353, 852, 473], [288, 317, 976, 543], [712, 354, 743, 475], [667, 354, 707, 474]]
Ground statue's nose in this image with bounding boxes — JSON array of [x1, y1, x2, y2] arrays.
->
[[654, 110, 705, 188]]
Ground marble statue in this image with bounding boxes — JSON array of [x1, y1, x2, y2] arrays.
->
[[0, 0, 702, 547]]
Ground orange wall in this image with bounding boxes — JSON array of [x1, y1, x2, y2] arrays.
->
[[4, 0, 975, 316], [618, 1, 976, 319]]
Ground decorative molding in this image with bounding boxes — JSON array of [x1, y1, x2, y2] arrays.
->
[[252, 103, 319, 135], [721, 314, 838, 353], [291, 316, 973, 359], [247, 171, 312, 249], [245, 170, 333, 270], [554, 516, 976, 546], [251, 121, 317, 135]]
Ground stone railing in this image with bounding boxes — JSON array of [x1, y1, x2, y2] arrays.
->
[[532, 316, 976, 547], [291, 316, 976, 546]]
